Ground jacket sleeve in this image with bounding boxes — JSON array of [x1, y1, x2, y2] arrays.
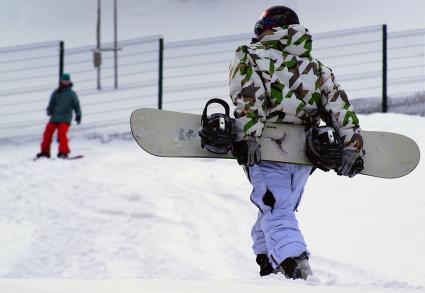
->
[[46, 91, 56, 116], [72, 91, 82, 118], [229, 45, 267, 142], [319, 64, 363, 151]]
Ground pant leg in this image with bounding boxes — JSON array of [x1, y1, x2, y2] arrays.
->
[[248, 165, 269, 256], [40, 122, 57, 154], [57, 122, 70, 154], [290, 164, 311, 211], [251, 211, 268, 255], [249, 162, 311, 268]]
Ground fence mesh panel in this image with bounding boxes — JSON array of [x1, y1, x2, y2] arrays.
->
[[0, 41, 60, 139], [387, 29, 425, 114], [313, 26, 383, 114], [64, 36, 160, 133], [163, 34, 251, 113]]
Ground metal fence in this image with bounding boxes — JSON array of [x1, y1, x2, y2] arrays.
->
[[1, 25, 425, 140], [0, 41, 61, 139]]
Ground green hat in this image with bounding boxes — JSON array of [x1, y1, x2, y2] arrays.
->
[[60, 73, 71, 81]]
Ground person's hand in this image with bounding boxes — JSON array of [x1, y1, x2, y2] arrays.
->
[[232, 137, 261, 166], [75, 115, 81, 125], [336, 149, 364, 177]]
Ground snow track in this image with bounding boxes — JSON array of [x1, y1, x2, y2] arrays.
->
[[309, 256, 423, 290]]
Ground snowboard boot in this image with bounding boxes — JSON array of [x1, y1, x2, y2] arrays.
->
[[274, 251, 312, 280], [256, 254, 274, 276], [36, 152, 50, 159], [57, 152, 69, 159]]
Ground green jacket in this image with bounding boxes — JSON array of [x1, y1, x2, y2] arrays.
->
[[47, 85, 81, 124]]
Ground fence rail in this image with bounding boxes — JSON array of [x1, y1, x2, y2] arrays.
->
[[1, 25, 425, 140]]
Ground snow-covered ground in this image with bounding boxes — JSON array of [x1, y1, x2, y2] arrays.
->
[[1, 113, 424, 292]]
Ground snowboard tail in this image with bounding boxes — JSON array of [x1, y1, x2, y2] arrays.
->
[[130, 108, 420, 179]]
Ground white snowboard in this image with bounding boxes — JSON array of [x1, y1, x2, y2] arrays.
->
[[130, 108, 420, 179]]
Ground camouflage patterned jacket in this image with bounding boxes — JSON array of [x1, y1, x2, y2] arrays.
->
[[229, 25, 362, 151]]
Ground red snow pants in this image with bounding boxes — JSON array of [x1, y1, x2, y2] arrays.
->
[[40, 122, 70, 154]]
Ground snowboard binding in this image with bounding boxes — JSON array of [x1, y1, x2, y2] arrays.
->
[[304, 109, 364, 174], [199, 98, 234, 154], [304, 125, 344, 171], [303, 109, 343, 171]]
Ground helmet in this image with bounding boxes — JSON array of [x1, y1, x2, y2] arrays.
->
[[304, 126, 343, 171], [199, 99, 234, 154], [254, 5, 300, 36]]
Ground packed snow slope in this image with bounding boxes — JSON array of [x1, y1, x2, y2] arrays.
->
[[0, 113, 424, 292]]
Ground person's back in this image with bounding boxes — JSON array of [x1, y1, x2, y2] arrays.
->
[[235, 25, 322, 123], [230, 19, 362, 152]]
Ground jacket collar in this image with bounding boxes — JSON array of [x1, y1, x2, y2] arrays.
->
[[253, 24, 312, 57]]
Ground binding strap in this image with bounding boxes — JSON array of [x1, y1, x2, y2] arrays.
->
[[201, 98, 230, 126]]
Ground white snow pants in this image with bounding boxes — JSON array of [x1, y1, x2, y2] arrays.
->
[[248, 162, 312, 268]]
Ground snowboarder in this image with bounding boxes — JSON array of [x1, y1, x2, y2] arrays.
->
[[36, 73, 82, 159], [229, 6, 363, 280]]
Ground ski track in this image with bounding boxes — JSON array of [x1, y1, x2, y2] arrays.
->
[[1, 133, 424, 291], [307, 256, 423, 290]]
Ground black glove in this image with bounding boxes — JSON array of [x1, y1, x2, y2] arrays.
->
[[75, 115, 81, 125], [232, 137, 261, 166], [336, 149, 364, 177]]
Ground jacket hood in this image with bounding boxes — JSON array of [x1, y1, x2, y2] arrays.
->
[[254, 24, 312, 57]]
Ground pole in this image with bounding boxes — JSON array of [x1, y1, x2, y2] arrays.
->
[[96, 0, 102, 90], [382, 24, 388, 113], [158, 38, 164, 109], [59, 41, 64, 81], [114, 0, 118, 89]]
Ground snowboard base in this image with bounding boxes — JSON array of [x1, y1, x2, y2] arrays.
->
[[130, 108, 420, 179]]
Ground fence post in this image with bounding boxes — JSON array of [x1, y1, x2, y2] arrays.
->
[[158, 38, 164, 109], [382, 24, 388, 113], [59, 41, 65, 80]]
